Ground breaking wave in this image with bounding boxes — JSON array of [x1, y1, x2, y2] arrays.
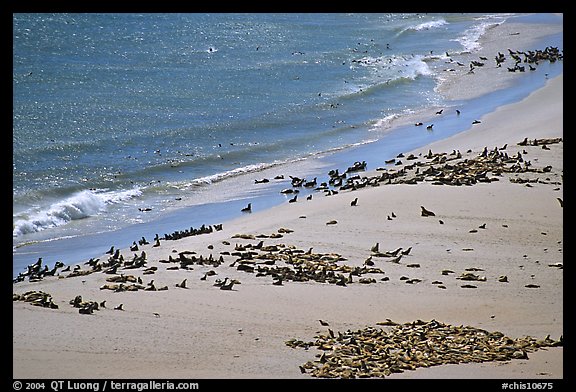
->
[[13, 188, 142, 237]]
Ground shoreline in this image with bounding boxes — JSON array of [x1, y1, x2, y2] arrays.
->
[[13, 15, 563, 381], [13, 69, 563, 379], [434, 14, 563, 101], [12, 59, 564, 278], [12, 14, 563, 268]]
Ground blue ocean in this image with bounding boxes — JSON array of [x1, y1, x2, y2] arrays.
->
[[12, 13, 563, 276]]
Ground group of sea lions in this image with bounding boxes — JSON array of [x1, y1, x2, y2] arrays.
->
[[286, 319, 563, 378]]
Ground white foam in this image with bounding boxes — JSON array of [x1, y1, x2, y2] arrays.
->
[[352, 54, 434, 82], [411, 19, 448, 31], [396, 18, 448, 37], [402, 54, 434, 78], [191, 162, 278, 186], [369, 108, 416, 132], [453, 20, 504, 53], [12, 188, 142, 237]]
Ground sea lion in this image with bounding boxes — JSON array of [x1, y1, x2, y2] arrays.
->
[[420, 206, 435, 217]]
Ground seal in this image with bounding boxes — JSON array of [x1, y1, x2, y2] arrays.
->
[[176, 278, 188, 289], [219, 278, 236, 290], [420, 206, 435, 217]]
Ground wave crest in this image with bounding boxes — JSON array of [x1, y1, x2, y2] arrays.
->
[[411, 19, 448, 31], [13, 188, 142, 237], [352, 54, 434, 81], [453, 20, 503, 53], [396, 18, 448, 36]]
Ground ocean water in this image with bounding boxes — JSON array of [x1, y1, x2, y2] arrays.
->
[[12, 13, 563, 276]]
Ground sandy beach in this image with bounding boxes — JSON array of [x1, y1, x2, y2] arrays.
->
[[13, 72, 563, 380], [13, 18, 563, 381]]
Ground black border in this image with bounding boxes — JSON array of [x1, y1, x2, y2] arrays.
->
[[9, 4, 571, 390]]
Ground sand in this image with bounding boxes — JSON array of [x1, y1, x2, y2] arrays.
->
[[434, 16, 563, 101], [13, 19, 563, 381], [13, 73, 563, 380]]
